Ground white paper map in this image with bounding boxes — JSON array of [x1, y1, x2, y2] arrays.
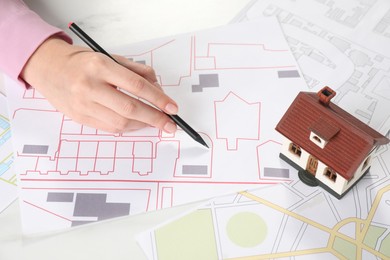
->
[[5, 18, 308, 234], [138, 181, 390, 260], [138, 1, 390, 259], [0, 93, 17, 213]]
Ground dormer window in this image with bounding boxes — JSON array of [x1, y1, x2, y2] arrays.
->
[[313, 136, 321, 143], [309, 132, 327, 149], [309, 117, 340, 149]]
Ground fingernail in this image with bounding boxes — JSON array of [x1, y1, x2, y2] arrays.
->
[[165, 103, 178, 114], [164, 121, 177, 133]]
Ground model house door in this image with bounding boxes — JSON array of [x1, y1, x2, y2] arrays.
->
[[307, 155, 318, 176]]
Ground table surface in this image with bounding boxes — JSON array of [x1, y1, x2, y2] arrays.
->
[[0, 1, 250, 259]]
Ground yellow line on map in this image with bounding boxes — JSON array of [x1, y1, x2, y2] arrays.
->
[[240, 191, 353, 241], [0, 152, 16, 186], [226, 247, 345, 260], [0, 114, 9, 121], [237, 188, 390, 260], [0, 114, 10, 137], [360, 185, 389, 236], [0, 153, 13, 164], [0, 178, 16, 186], [8, 174, 17, 184], [0, 128, 9, 138]]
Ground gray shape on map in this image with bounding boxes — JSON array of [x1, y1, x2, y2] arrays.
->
[[349, 50, 373, 67], [356, 110, 371, 120], [374, 10, 390, 34], [182, 165, 208, 175], [264, 167, 289, 178], [277, 70, 300, 78], [290, 19, 303, 27], [309, 52, 324, 63], [192, 74, 219, 92], [368, 101, 376, 112], [72, 193, 130, 224], [330, 37, 351, 52], [72, 220, 95, 227], [374, 55, 384, 62], [22, 145, 49, 154], [375, 22, 387, 33], [47, 192, 74, 202], [352, 70, 363, 79], [348, 78, 358, 85]]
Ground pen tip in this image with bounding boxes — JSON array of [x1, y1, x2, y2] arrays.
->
[[197, 137, 209, 149], [68, 22, 74, 28]]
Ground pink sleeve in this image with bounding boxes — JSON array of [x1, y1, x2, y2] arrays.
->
[[0, 0, 73, 86]]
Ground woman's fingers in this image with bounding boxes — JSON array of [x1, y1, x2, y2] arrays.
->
[[20, 37, 178, 134], [89, 83, 177, 133], [114, 55, 158, 84], [73, 101, 150, 133], [103, 60, 178, 115]]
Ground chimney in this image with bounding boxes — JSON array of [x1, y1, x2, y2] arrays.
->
[[317, 86, 336, 106]]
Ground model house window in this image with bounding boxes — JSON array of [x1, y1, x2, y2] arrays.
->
[[289, 143, 301, 157], [313, 136, 321, 143], [309, 132, 327, 149], [324, 167, 337, 182]]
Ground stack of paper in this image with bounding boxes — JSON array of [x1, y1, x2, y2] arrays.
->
[[137, 0, 390, 259], [2, 1, 389, 259], [5, 17, 307, 234]]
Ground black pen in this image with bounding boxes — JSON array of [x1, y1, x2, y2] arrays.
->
[[68, 22, 208, 148]]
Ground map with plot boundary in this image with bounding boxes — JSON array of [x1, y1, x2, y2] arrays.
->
[[138, 1, 390, 259], [139, 181, 390, 259], [0, 93, 17, 213], [5, 18, 309, 234]]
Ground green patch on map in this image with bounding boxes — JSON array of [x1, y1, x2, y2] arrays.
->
[[363, 225, 386, 249], [333, 237, 356, 259], [155, 209, 218, 260]]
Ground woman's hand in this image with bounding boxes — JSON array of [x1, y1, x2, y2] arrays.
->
[[20, 37, 178, 133]]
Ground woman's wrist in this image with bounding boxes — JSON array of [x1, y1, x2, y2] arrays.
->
[[20, 37, 75, 89]]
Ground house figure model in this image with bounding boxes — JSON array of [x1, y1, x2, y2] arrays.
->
[[275, 86, 390, 199]]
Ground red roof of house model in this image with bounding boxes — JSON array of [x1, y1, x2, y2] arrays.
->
[[275, 87, 389, 180]]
